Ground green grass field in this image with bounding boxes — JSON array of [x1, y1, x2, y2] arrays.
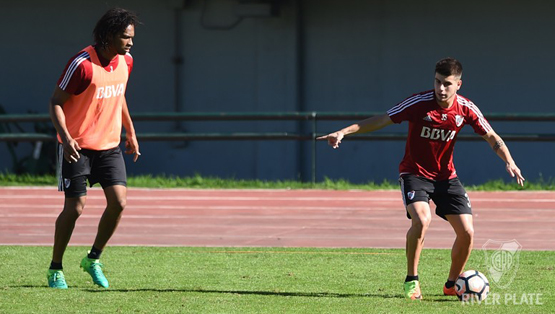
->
[[1, 246, 552, 313], [1, 175, 553, 312], [2, 172, 555, 190]]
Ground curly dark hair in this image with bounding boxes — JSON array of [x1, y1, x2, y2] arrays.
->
[[93, 8, 140, 48]]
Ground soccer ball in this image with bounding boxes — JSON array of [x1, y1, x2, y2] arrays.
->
[[455, 270, 490, 302]]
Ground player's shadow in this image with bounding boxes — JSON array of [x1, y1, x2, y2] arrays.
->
[[11, 285, 455, 301], [84, 287, 404, 299]]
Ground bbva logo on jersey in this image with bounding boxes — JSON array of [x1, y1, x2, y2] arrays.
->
[[96, 83, 125, 99], [420, 126, 456, 142]]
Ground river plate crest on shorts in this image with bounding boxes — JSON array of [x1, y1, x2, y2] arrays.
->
[[482, 239, 522, 289]]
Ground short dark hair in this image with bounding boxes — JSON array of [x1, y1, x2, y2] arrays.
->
[[435, 57, 463, 77], [93, 8, 140, 48]]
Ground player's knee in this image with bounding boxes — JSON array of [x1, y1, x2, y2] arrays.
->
[[108, 198, 126, 213], [419, 215, 432, 229], [118, 199, 127, 211], [466, 228, 474, 241], [60, 207, 82, 220], [458, 227, 474, 244], [423, 215, 432, 228], [412, 217, 431, 234], [63, 198, 86, 217]]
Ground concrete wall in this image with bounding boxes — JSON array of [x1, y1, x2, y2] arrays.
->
[[1, 0, 553, 184]]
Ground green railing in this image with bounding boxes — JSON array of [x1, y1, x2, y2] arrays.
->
[[2, 112, 554, 181], [2, 111, 555, 142]]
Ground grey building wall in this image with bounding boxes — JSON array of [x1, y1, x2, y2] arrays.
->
[[0, 0, 553, 184]]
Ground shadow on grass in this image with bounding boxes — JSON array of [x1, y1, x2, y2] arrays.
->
[[91, 289, 458, 303], [12, 285, 459, 302], [84, 287, 405, 299]]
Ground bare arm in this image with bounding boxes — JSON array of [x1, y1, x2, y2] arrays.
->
[[316, 113, 394, 149], [48, 86, 81, 163], [121, 98, 140, 162], [482, 130, 525, 186]]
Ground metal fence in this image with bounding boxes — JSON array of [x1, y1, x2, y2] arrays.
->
[[2, 111, 555, 142], [1, 112, 554, 181]]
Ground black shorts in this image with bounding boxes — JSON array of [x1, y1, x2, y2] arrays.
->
[[57, 145, 127, 198], [399, 174, 472, 220]]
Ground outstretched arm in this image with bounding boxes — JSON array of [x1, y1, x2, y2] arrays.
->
[[316, 113, 393, 149], [122, 98, 141, 162], [482, 130, 525, 186]]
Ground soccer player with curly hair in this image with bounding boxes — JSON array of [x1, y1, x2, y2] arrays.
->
[[47, 7, 141, 289]]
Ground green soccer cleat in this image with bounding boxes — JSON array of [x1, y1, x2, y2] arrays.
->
[[47, 269, 68, 289], [80, 255, 109, 288], [403, 280, 422, 300]]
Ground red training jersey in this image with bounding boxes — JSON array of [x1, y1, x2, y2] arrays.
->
[[55, 46, 133, 150], [57, 46, 133, 95], [387, 90, 492, 181]]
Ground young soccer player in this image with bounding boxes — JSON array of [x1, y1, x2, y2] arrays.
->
[[47, 8, 141, 289], [318, 57, 525, 300]]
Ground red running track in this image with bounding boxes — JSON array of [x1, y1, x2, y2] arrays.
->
[[0, 187, 554, 250]]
